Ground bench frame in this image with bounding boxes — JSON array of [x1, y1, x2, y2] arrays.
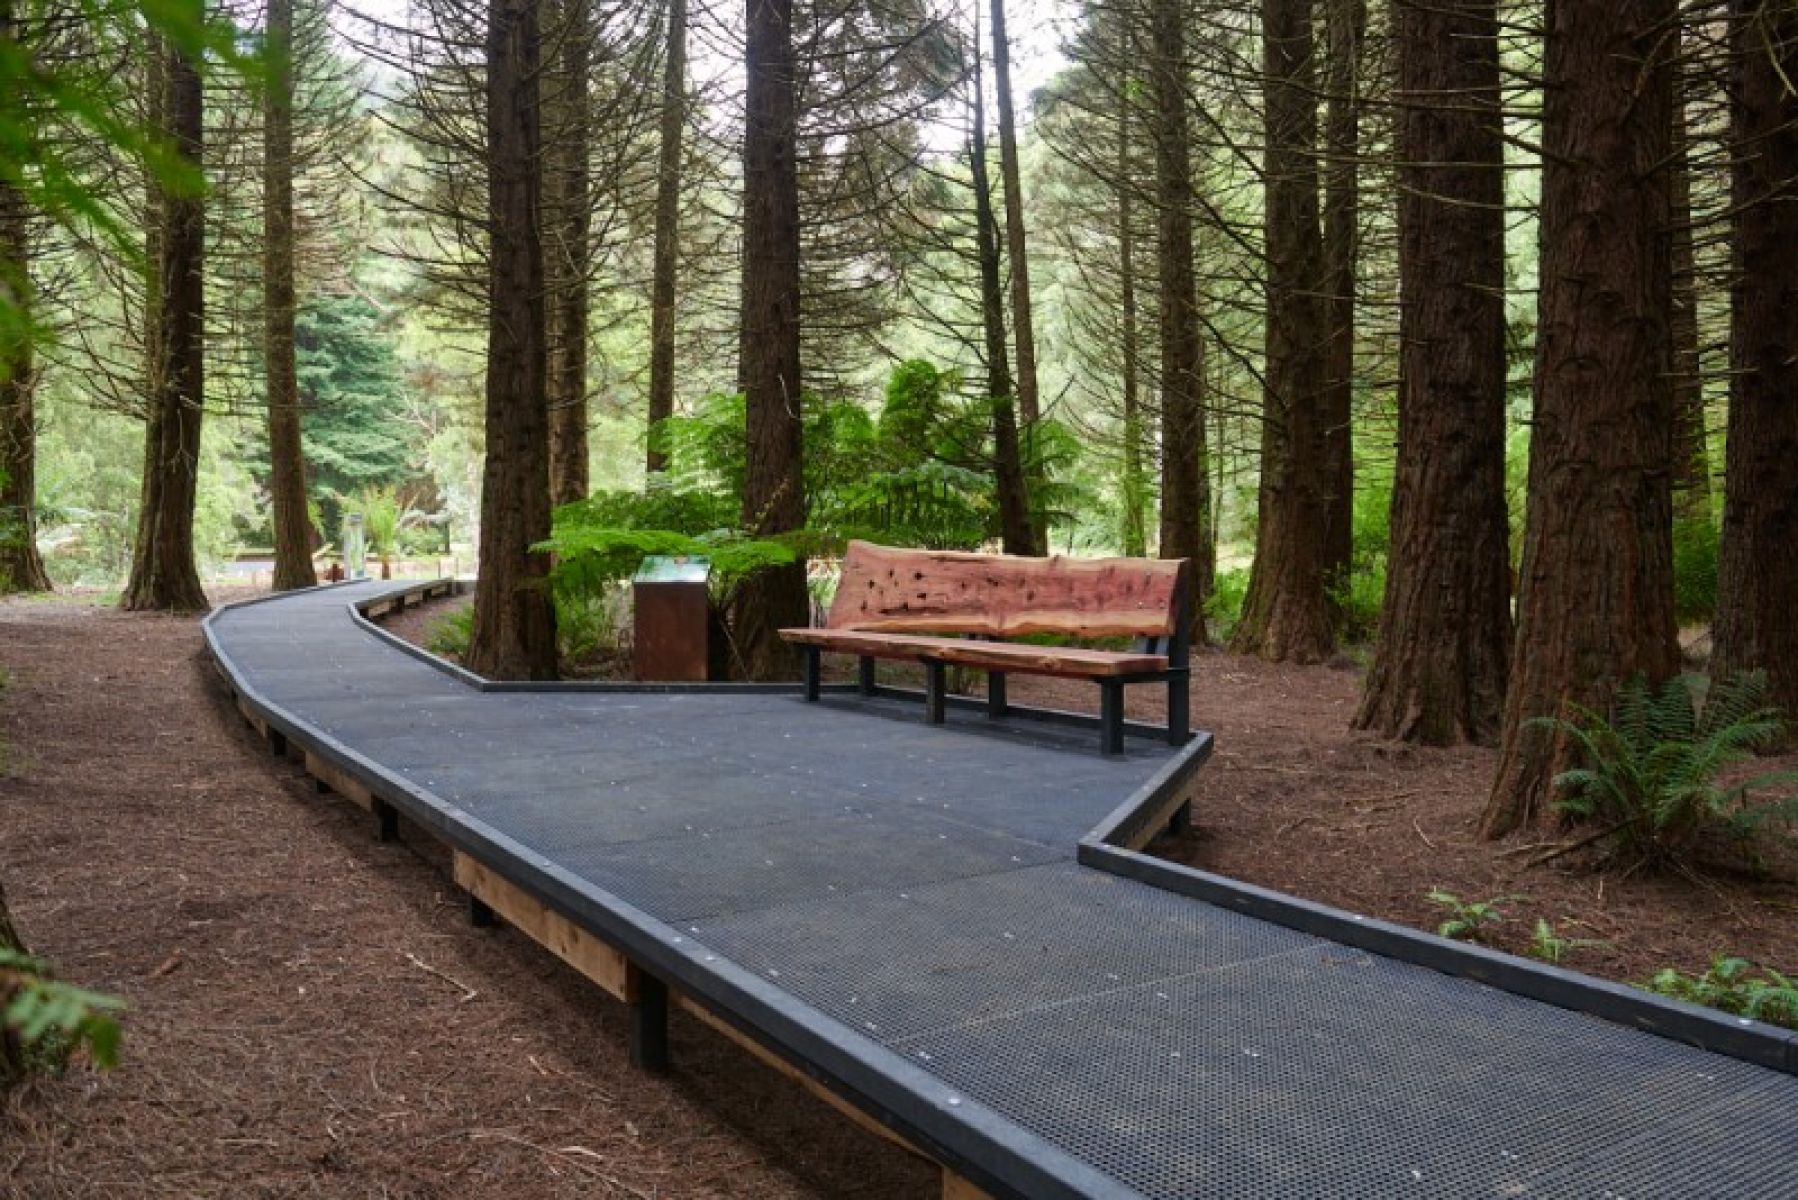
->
[[794, 550, 1193, 755]]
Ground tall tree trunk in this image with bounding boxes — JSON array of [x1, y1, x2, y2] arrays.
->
[[467, 0, 557, 680], [545, 0, 590, 506], [1355, 0, 1511, 745], [1668, 29, 1711, 522], [1149, 0, 1208, 639], [971, 37, 1036, 558], [263, 0, 316, 592], [1483, 0, 1679, 837], [1712, 0, 1798, 718], [645, 0, 686, 475], [0, 174, 51, 593], [1320, 0, 1364, 596], [987, 0, 1039, 431], [1232, 0, 1333, 662], [734, 0, 808, 677], [1116, 70, 1147, 560], [123, 41, 208, 613]]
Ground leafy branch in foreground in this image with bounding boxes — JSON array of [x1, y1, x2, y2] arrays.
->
[[1, 946, 124, 1077], [1535, 672, 1798, 872]]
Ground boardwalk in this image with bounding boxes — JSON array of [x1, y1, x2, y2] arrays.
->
[[207, 581, 1798, 1200]]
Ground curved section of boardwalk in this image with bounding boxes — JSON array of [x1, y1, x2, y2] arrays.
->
[[208, 582, 1798, 1200]]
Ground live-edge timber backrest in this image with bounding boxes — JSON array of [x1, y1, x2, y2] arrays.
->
[[825, 541, 1189, 640]]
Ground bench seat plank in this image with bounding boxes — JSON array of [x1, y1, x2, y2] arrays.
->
[[781, 627, 1169, 679]]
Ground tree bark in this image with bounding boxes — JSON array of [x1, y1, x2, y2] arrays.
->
[[1148, 0, 1208, 639], [1483, 0, 1679, 837], [987, 0, 1038, 431], [1668, 29, 1711, 522], [1232, 0, 1333, 663], [123, 40, 208, 613], [645, 0, 686, 475], [545, 0, 590, 507], [1355, 0, 1511, 745], [1320, 0, 1364, 594], [1712, 0, 1798, 718], [263, 0, 316, 592], [971, 33, 1037, 558], [1116, 63, 1147, 560], [0, 165, 51, 593], [467, 0, 558, 680], [734, 0, 808, 678]]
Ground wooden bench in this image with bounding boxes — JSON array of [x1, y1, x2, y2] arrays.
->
[[781, 541, 1192, 754]]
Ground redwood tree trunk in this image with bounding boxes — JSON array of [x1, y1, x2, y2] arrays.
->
[[988, 0, 1039, 432], [971, 39, 1036, 557], [546, 0, 590, 506], [124, 42, 208, 614], [1483, 0, 1679, 837], [1668, 31, 1710, 522], [1116, 66, 1147, 559], [263, 0, 316, 592], [1712, 0, 1798, 717], [1149, 0, 1208, 639], [467, 0, 558, 680], [1233, 0, 1333, 662], [1355, 0, 1511, 745], [0, 169, 51, 594], [734, 0, 808, 677], [1320, 0, 1364, 594], [645, 0, 686, 475]]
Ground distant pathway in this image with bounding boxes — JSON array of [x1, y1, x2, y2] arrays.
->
[[209, 581, 1798, 1200]]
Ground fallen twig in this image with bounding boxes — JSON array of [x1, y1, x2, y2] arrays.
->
[[1526, 823, 1621, 868], [405, 952, 478, 1003], [1412, 818, 1438, 850]]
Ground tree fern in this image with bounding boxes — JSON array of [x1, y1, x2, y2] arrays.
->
[[1534, 672, 1798, 871]]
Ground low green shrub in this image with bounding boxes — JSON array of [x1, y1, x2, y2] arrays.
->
[[1645, 957, 1798, 1030], [1204, 567, 1251, 636], [428, 604, 474, 658], [1672, 518, 1719, 625], [1538, 671, 1798, 872]]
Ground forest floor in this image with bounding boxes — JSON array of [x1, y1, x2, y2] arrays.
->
[[0, 589, 934, 1200], [388, 592, 1798, 989]]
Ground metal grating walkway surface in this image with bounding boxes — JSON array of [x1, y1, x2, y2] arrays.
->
[[209, 582, 1798, 1200]]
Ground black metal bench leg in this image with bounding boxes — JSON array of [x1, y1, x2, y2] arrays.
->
[[373, 797, 399, 844], [987, 671, 1008, 718], [1099, 681, 1125, 755], [802, 646, 821, 702], [1167, 672, 1191, 745], [858, 655, 876, 695], [924, 660, 947, 724], [631, 973, 670, 1073]]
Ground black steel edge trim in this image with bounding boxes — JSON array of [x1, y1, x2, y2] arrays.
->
[[1078, 841, 1798, 1077], [1085, 733, 1215, 847], [867, 683, 1192, 742], [348, 584, 494, 689], [204, 622, 1143, 1200]]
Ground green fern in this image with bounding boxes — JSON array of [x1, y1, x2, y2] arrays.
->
[[1535, 672, 1798, 872], [1646, 957, 1798, 1030], [1425, 890, 1514, 943]]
